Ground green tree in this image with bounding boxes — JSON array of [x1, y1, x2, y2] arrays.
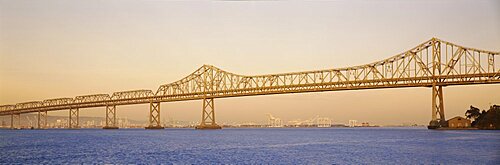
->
[[466, 105, 499, 129], [465, 105, 481, 120], [475, 105, 499, 129], [465, 105, 483, 127]]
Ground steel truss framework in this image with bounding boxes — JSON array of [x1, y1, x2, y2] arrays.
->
[[37, 111, 47, 129], [0, 38, 499, 128], [69, 108, 79, 129], [104, 105, 117, 129], [10, 113, 20, 129], [195, 98, 221, 129], [146, 102, 163, 129]]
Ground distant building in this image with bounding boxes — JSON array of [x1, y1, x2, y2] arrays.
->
[[348, 120, 357, 127], [447, 116, 471, 128], [317, 118, 332, 127], [361, 122, 369, 127]]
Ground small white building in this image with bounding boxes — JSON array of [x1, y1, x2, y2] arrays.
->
[[317, 118, 332, 127], [348, 120, 357, 127]]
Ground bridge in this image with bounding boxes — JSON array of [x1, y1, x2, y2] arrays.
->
[[1, 38, 499, 129]]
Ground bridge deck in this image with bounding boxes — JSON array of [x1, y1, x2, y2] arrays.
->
[[1, 38, 499, 116]]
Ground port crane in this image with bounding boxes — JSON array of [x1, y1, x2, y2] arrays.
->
[[266, 114, 283, 127]]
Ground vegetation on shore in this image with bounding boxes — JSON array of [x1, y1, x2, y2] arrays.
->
[[465, 105, 499, 130]]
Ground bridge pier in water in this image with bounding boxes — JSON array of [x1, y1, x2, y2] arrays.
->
[[103, 105, 119, 129], [10, 113, 20, 129], [69, 108, 79, 129], [145, 102, 164, 129], [428, 85, 446, 129], [195, 98, 221, 130], [37, 111, 47, 129]]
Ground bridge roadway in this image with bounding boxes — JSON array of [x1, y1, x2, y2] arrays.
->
[[0, 38, 499, 129]]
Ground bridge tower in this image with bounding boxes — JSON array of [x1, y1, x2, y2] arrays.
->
[[429, 38, 446, 128], [195, 98, 221, 129], [10, 113, 20, 129], [195, 65, 222, 129], [103, 105, 118, 129], [145, 101, 164, 129], [37, 111, 47, 129], [69, 108, 79, 129]]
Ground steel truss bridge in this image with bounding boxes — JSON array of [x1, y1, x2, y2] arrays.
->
[[1, 38, 499, 129]]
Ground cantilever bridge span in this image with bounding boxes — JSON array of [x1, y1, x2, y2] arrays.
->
[[1, 38, 499, 129]]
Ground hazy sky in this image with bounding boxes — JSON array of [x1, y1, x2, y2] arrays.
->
[[1, 0, 499, 125]]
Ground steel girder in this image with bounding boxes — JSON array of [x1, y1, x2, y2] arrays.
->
[[0, 38, 498, 118]]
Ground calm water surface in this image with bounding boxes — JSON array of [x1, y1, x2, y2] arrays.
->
[[0, 127, 499, 164]]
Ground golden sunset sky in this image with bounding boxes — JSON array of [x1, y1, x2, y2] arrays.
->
[[1, 0, 499, 125]]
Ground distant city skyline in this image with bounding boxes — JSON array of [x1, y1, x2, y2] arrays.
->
[[1, 0, 499, 125], [0, 113, 400, 128]]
